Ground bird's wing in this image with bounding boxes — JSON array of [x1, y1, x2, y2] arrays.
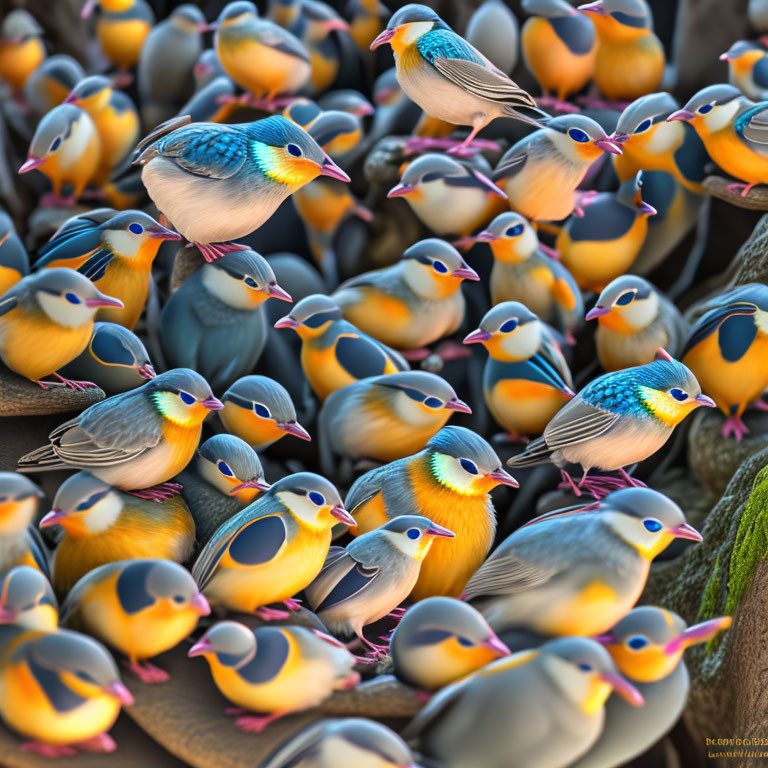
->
[[491, 143, 530, 181], [236, 627, 291, 685], [304, 546, 381, 613], [735, 101, 768, 158], [754, 57, 768, 90], [680, 301, 758, 360], [134, 115, 192, 154], [255, 22, 310, 62], [78, 249, 118, 282], [0, 294, 18, 317], [463, 544, 558, 599], [542, 397, 621, 450], [35, 226, 103, 267], [334, 333, 408, 380], [536, 342, 574, 391], [345, 465, 387, 514], [260, 721, 328, 768]]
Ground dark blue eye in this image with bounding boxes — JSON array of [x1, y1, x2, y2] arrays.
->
[[460, 458, 478, 475], [65, 292, 81, 304], [286, 143, 303, 157], [627, 635, 648, 650], [179, 391, 195, 405], [457, 637, 473, 647], [424, 396, 442, 409], [129, 223, 144, 235], [75, 490, 110, 511], [432, 260, 448, 273], [635, 119, 652, 133], [308, 491, 325, 506], [505, 224, 524, 237], [217, 461, 234, 477], [407, 528, 421, 540], [499, 319, 518, 333], [568, 128, 589, 143], [643, 518, 662, 532], [253, 403, 270, 418], [669, 388, 688, 402], [50, 136, 62, 152], [615, 291, 635, 306], [244, 276, 258, 288], [173, 594, 185, 604], [698, 104, 713, 114], [578, 663, 592, 672]]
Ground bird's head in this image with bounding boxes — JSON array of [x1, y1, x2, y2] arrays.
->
[[321, 720, 415, 768], [373, 371, 471, 426], [400, 238, 479, 299], [87, 322, 156, 382], [388, 153, 476, 202], [319, 90, 375, 118], [41, 472, 123, 537], [615, 171, 656, 217], [196, 434, 269, 502], [271, 472, 354, 531], [201, 249, 292, 309], [720, 40, 765, 77], [188, 620, 254, 665], [307, 110, 364, 159], [20, 104, 88, 175], [578, 0, 652, 39], [212, 0, 257, 29], [667, 84, 743, 135], [169, 3, 208, 33], [283, 98, 323, 129], [1, 9, 43, 44], [476, 212, 538, 264], [596, 606, 731, 683], [0, 566, 58, 631], [379, 515, 455, 561], [586, 274, 659, 333], [193, 49, 224, 87], [426, 426, 518, 495], [100, 210, 181, 261], [464, 301, 543, 363], [371, 4, 448, 52], [611, 92, 683, 156], [221, 375, 310, 449], [63, 75, 112, 112], [522, 0, 581, 18], [274, 293, 342, 339], [29, 56, 84, 108], [545, 114, 622, 163], [300, 0, 349, 42], [540, 636, 643, 714], [247, 115, 350, 190], [146, 368, 223, 426], [28, 269, 123, 328], [0, 472, 42, 536]]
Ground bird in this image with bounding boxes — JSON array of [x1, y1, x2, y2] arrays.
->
[[319, 371, 471, 474], [573, 606, 732, 768], [387, 153, 508, 237], [318, 89, 375, 118], [18, 368, 223, 495], [59, 322, 155, 395], [464, 302, 575, 440], [390, 596, 510, 691], [160, 249, 292, 392], [188, 621, 359, 733], [305, 515, 455, 657], [137, 3, 207, 129], [579, 0, 664, 103], [0, 9, 45, 94], [213, 1, 310, 110], [586, 275, 689, 372], [63, 76, 140, 189], [0, 472, 47, 578], [402, 636, 643, 768], [681, 283, 768, 440], [520, 0, 596, 110], [0, 624, 134, 758], [274, 294, 409, 401], [193, 47, 227, 89], [23, 54, 84, 118], [135, 114, 351, 262], [0, 566, 58, 631], [492, 114, 622, 222], [750, 0, 768, 32], [84, 0, 155, 74], [722, 40, 768, 102], [556, 171, 657, 292], [176, 433, 270, 548], [475, 211, 583, 341], [192, 472, 355, 619], [0, 209, 29, 298], [177, 74, 239, 125], [60, 558, 210, 684], [370, 4, 543, 153], [332, 238, 479, 354], [463, 487, 703, 636], [18, 104, 102, 207], [346, 0, 389, 53], [41, 471, 196, 593], [260, 717, 417, 768], [506, 358, 715, 496], [36, 209, 181, 330], [465, 0, 519, 77], [0, 269, 123, 390], [220, 375, 310, 450], [345, 425, 518, 601]]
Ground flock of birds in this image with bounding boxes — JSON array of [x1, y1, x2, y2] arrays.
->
[[0, 0, 766, 765]]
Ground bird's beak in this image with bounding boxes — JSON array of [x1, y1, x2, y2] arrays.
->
[[201, 396, 224, 411], [274, 315, 298, 329], [444, 397, 471, 413], [599, 672, 644, 706], [593, 138, 622, 155], [267, 284, 293, 302], [137, 364, 156, 380], [426, 523, 455, 537], [481, 632, 511, 656], [85, 293, 124, 308], [0, 605, 17, 623], [324, 18, 349, 31], [485, 468, 519, 488], [278, 421, 312, 441], [149, 224, 182, 240], [664, 616, 732, 655], [694, 394, 715, 408], [106, 681, 134, 707], [355, 103, 375, 117], [229, 478, 271, 494], [81, 0, 97, 18], [719, 52, 730, 61], [669, 522, 703, 542], [39, 509, 65, 528], [639, 201, 656, 216], [585, 306, 610, 321], [463, 329, 492, 344], [476, 230, 498, 242], [330, 504, 356, 526], [370, 27, 395, 49], [194, 61, 212, 78], [19, 156, 45, 174], [387, 182, 414, 198], [451, 266, 480, 281], [610, 132, 629, 144], [190, 593, 211, 616], [63, 91, 77, 105], [668, 109, 695, 122], [320, 155, 351, 182], [578, 0, 605, 14], [593, 633, 617, 645], [188, 637, 212, 657]]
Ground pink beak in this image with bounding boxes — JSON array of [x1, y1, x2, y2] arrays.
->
[[229, 478, 271, 494], [107, 681, 134, 707], [387, 182, 414, 198], [81, 0, 97, 19], [486, 468, 519, 488], [694, 394, 715, 408], [85, 294, 124, 308], [19, 156, 45, 174], [664, 616, 732, 655], [370, 27, 395, 49], [274, 315, 298, 329], [610, 132, 629, 144], [463, 329, 492, 344], [320, 155, 351, 183], [451, 266, 480, 281], [267, 284, 293, 302], [482, 633, 511, 656], [39, 509, 65, 528], [585, 306, 610, 321], [444, 397, 471, 414], [719, 52, 730, 61], [137, 364, 156, 380], [578, 0, 605, 14], [201, 396, 224, 411], [668, 110, 695, 122], [63, 91, 78, 104], [426, 523, 455, 538], [670, 522, 703, 542], [149, 225, 182, 241], [325, 18, 349, 32], [190, 593, 211, 616], [0, 605, 17, 623], [188, 637, 212, 657], [331, 504, 356, 526], [278, 421, 312, 441], [639, 201, 657, 216], [600, 672, 644, 707], [594, 138, 622, 155], [476, 230, 498, 242]]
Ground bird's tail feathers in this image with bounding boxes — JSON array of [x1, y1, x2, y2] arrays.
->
[[506, 436, 553, 468], [17, 444, 65, 472], [502, 104, 551, 127], [133, 114, 192, 164]]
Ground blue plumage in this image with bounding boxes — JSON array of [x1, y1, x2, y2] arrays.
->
[[416, 28, 484, 66]]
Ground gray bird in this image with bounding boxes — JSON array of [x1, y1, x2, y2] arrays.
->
[[402, 636, 643, 768], [304, 515, 454, 658], [161, 249, 292, 393], [465, 0, 519, 76], [177, 433, 270, 549], [390, 596, 510, 691], [0, 472, 47, 578], [573, 606, 732, 768], [463, 487, 703, 637], [23, 55, 85, 118], [0, 208, 29, 294], [586, 275, 689, 372], [318, 90, 374, 117], [0, 565, 57, 631]]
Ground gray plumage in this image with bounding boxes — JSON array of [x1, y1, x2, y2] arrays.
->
[[0, 565, 57, 631], [0, 472, 45, 578], [465, 0, 519, 76], [23, 55, 85, 118], [0, 209, 28, 282]]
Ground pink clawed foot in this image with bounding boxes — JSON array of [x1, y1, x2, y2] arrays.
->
[[255, 605, 291, 621], [722, 414, 749, 440], [110, 71, 134, 88], [752, 398, 768, 411], [558, 470, 582, 497], [416, 689, 434, 703], [354, 204, 374, 222], [188, 241, 250, 262], [123, 659, 170, 684], [536, 95, 579, 114], [225, 706, 248, 715], [573, 190, 599, 218], [235, 711, 289, 733], [539, 243, 561, 260], [339, 671, 361, 689], [21, 742, 78, 758], [40, 192, 76, 207], [360, 634, 389, 659], [127, 482, 183, 502], [387, 606, 406, 618], [434, 341, 472, 363], [53, 372, 98, 391], [283, 597, 302, 611], [75, 733, 117, 753], [616, 467, 646, 488], [725, 182, 758, 198]]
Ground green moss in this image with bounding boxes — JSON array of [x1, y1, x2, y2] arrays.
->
[[697, 553, 722, 622]]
